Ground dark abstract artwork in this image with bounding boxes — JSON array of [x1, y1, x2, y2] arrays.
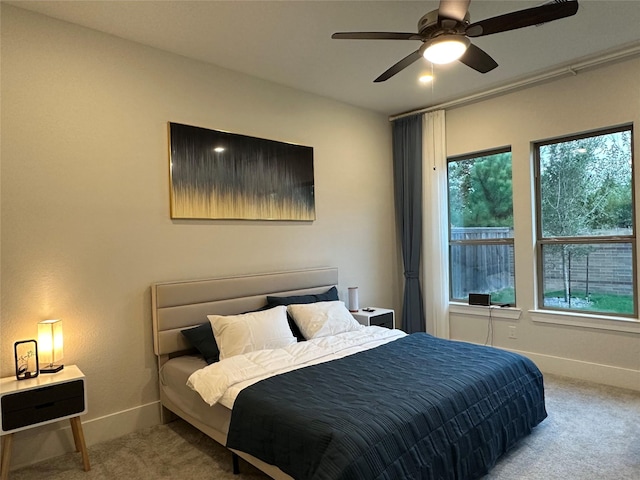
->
[[169, 122, 315, 220]]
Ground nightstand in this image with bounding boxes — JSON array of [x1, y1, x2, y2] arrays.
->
[[0, 365, 90, 479], [352, 308, 395, 329]]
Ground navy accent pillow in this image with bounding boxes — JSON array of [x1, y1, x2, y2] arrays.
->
[[267, 287, 339, 341], [266, 286, 339, 307], [181, 322, 220, 364]]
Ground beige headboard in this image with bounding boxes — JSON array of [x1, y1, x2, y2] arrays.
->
[[152, 268, 339, 362]]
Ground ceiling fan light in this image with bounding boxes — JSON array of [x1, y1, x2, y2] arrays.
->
[[422, 36, 470, 64]]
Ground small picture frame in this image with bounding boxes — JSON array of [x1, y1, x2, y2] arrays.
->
[[14, 340, 39, 380]]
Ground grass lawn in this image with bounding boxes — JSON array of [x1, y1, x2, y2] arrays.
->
[[544, 290, 635, 315]]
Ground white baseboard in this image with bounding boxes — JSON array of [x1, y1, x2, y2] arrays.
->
[[506, 348, 640, 391], [4, 400, 162, 471]]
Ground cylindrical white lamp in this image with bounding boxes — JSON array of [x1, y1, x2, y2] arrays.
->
[[348, 287, 359, 312], [38, 319, 64, 373]]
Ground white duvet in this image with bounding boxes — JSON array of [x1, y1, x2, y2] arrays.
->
[[187, 326, 407, 409]]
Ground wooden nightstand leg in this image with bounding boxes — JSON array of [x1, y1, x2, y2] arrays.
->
[[1, 434, 13, 480], [70, 418, 81, 452], [69, 417, 90, 471]]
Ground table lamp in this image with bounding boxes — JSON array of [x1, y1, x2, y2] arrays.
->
[[38, 319, 64, 373]]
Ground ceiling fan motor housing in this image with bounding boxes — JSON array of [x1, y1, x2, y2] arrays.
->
[[418, 9, 469, 38]]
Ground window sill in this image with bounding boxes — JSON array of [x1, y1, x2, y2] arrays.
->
[[449, 303, 522, 320], [530, 309, 640, 334]]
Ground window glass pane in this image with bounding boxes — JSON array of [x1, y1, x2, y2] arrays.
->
[[541, 243, 635, 315], [448, 150, 515, 304], [539, 130, 633, 238], [450, 243, 515, 304], [448, 152, 513, 230]]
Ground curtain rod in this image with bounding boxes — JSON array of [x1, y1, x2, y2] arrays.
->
[[389, 42, 640, 122]]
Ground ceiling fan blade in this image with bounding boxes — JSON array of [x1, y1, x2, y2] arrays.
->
[[458, 43, 498, 73], [438, 0, 471, 22], [466, 1, 579, 37], [332, 32, 421, 40], [374, 50, 423, 83]]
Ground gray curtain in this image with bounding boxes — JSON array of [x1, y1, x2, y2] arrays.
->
[[392, 114, 426, 333]]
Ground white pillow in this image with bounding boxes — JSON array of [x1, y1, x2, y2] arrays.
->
[[287, 301, 363, 340], [208, 305, 296, 360]]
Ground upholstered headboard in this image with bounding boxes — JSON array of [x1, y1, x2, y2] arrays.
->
[[151, 268, 339, 362]]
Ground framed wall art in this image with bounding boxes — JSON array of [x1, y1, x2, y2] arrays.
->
[[14, 340, 39, 380], [168, 122, 315, 220]]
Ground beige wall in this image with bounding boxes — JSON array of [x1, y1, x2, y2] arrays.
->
[[0, 5, 400, 465], [445, 57, 640, 387], [4, 1, 638, 470]]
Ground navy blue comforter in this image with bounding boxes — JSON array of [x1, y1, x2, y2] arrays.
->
[[226, 333, 546, 480]]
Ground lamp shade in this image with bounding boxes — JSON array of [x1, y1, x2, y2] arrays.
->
[[38, 319, 64, 373], [421, 35, 470, 64]]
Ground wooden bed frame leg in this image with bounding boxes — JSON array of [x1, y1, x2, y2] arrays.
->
[[232, 452, 240, 475]]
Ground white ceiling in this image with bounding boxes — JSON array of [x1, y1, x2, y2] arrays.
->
[[7, 0, 640, 116]]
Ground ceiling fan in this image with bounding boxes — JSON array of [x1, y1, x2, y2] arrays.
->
[[332, 0, 579, 82]]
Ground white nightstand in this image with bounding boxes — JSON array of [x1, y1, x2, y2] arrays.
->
[[352, 308, 395, 329], [0, 365, 90, 479]]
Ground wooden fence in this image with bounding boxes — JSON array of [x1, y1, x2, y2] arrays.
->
[[450, 227, 514, 299], [450, 227, 634, 298]]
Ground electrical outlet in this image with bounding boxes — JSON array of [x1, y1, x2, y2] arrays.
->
[[508, 326, 517, 339]]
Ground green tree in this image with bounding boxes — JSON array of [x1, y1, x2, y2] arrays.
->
[[539, 130, 632, 302], [448, 152, 513, 228], [540, 139, 600, 237]]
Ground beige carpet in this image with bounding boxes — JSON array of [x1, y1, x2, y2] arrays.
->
[[9, 374, 640, 479]]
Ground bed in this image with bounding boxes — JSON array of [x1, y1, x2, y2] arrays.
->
[[152, 268, 546, 480]]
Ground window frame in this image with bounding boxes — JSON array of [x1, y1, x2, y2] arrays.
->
[[533, 123, 637, 318], [447, 146, 515, 305]]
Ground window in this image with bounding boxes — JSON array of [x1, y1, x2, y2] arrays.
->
[[534, 125, 636, 317], [447, 148, 515, 305]]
